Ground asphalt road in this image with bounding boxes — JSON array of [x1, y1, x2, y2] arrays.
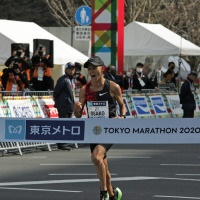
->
[[0, 144, 200, 200]]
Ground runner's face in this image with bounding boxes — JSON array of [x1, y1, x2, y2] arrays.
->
[[88, 65, 103, 81]]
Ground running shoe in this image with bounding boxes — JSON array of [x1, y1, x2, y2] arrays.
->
[[113, 187, 122, 200], [100, 190, 109, 200]]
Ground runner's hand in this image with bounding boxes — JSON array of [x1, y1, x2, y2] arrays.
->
[[74, 101, 82, 114]]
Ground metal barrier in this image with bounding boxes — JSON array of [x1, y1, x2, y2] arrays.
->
[[0, 142, 52, 156], [123, 89, 171, 94], [0, 90, 54, 97]]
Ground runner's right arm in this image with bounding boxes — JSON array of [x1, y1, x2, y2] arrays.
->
[[74, 86, 86, 118]]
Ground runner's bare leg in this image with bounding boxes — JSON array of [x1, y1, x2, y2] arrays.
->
[[104, 158, 114, 197], [91, 145, 107, 191]]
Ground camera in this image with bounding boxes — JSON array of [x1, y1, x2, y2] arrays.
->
[[16, 50, 22, 57], [13, 63, 19, 71], [38, 46, 44, 57]]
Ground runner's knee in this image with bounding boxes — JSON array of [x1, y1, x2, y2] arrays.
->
[[91, 153, 103, 166]]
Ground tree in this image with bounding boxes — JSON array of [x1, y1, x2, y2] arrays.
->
[[44, 0, 200, 67]]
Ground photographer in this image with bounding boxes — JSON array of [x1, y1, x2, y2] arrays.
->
[[5, 44, 32, 82], [1, 60, 29, 92], [31, 46, 54, 91]]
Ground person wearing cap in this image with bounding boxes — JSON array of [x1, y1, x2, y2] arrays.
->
[[74, 56, 125, 200], [53, 62, 76, 150], [180, 70, 197, 118]]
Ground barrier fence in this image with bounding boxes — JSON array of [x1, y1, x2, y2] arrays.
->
[[0, 90, 199, 155]]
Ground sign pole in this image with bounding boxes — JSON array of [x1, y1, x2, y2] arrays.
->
[[71, 16, 74, 47]]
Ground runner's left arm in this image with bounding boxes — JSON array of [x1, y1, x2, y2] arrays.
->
[[110, 81, 126, 118]]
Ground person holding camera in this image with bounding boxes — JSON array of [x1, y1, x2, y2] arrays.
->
[[5, 44, 32, 83], [31, 46, 54, 91], [1, 60, 29, 92], [74, 62, 87, 96]]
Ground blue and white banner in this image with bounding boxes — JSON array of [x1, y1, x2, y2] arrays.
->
[[7, 99, 35, 118], [149, 96, 167, 115], [0, 118, 200, 144], [132, 96, 151, 117]]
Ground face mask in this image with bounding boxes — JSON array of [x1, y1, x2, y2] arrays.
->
[[110, 69, 116, 76], [136, 68, 143, 73], [126, 72, 131, 77]]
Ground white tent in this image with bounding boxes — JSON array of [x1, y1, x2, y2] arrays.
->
[[0, 19, 88, 65], [124, 21, 200, 56]]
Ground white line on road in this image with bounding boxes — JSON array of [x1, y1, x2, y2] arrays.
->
[[48, 173, 117, 176], [0, 177, 160, 186], [40, 164, 93, 166], [109, 156, 151, 159], [176, 174, 200, 176], [2, 157, 46, 159], [160, 164, 200, 166], [154, 195, 200, 199], [0, 187, 82, 193], [0, 176, 200, 187]]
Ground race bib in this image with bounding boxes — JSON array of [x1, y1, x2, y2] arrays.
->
[[12, 84, 18, 92], [87, 101, 109, 118], [139, 78, 145, 87], [38, 67, 44, 81]]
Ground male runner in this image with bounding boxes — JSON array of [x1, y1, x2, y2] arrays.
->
[[74, 56, 126, 200]]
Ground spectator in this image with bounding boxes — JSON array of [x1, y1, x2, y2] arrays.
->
[[0, 71, 3, 95], [160, 70, 173, 84], [74, 62, 87, 97], [31, 45, 54, 91], [53, 62, 76, 150], [180, 70, 197, 118], [143, 57, 154, 79], [123, 68, 134, 90], [168, 61, 179, 86], [104, 65, 123, 87], [1, 61, 29, 93], [74, 62, 87, 89], [160, 70, 177, 92], [5, 44, 32, 82], [132, 63, 157, 91]]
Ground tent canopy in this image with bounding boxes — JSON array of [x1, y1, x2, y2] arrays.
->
[[0, 19, 88, 65], [124, 21, 200, 56]]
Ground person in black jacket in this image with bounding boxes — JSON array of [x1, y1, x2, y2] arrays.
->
[[132, 63, 158, 91], [123, 68, 134, 90], [104, 65, 123, 87], [180, 71, 197, 118], [53, 62, 76, 150]]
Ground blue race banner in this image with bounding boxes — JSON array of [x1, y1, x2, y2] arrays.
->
[[26, 120, 85, 141], [1, 118, 200, 144]]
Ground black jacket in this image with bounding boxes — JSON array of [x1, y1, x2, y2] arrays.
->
[[5, 56, 32, 71], [104, 72, 122, 87], [132, 73, 155, 91], [53, 74, 75, 113], [180, 77, 196, 110]]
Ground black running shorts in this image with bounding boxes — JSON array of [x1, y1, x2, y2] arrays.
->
[[90, 144, 113, 159]]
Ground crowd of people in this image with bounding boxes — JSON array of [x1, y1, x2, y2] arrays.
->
[[0, 43, 191, 95], [0, 44, 86, 94]]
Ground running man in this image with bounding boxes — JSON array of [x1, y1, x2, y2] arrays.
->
[[74, 56, 126, 200]]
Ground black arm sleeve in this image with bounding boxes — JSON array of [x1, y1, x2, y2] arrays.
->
[[19, 57, 32, 69], [18, 72, 29, 89], [5, 56, 14, 67]]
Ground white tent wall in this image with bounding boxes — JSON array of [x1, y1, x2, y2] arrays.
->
[[124, 21, 200, 75], [124, 21, 200, 56]]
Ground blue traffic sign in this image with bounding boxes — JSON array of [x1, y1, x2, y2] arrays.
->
[[75, 6, 91, 26]]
